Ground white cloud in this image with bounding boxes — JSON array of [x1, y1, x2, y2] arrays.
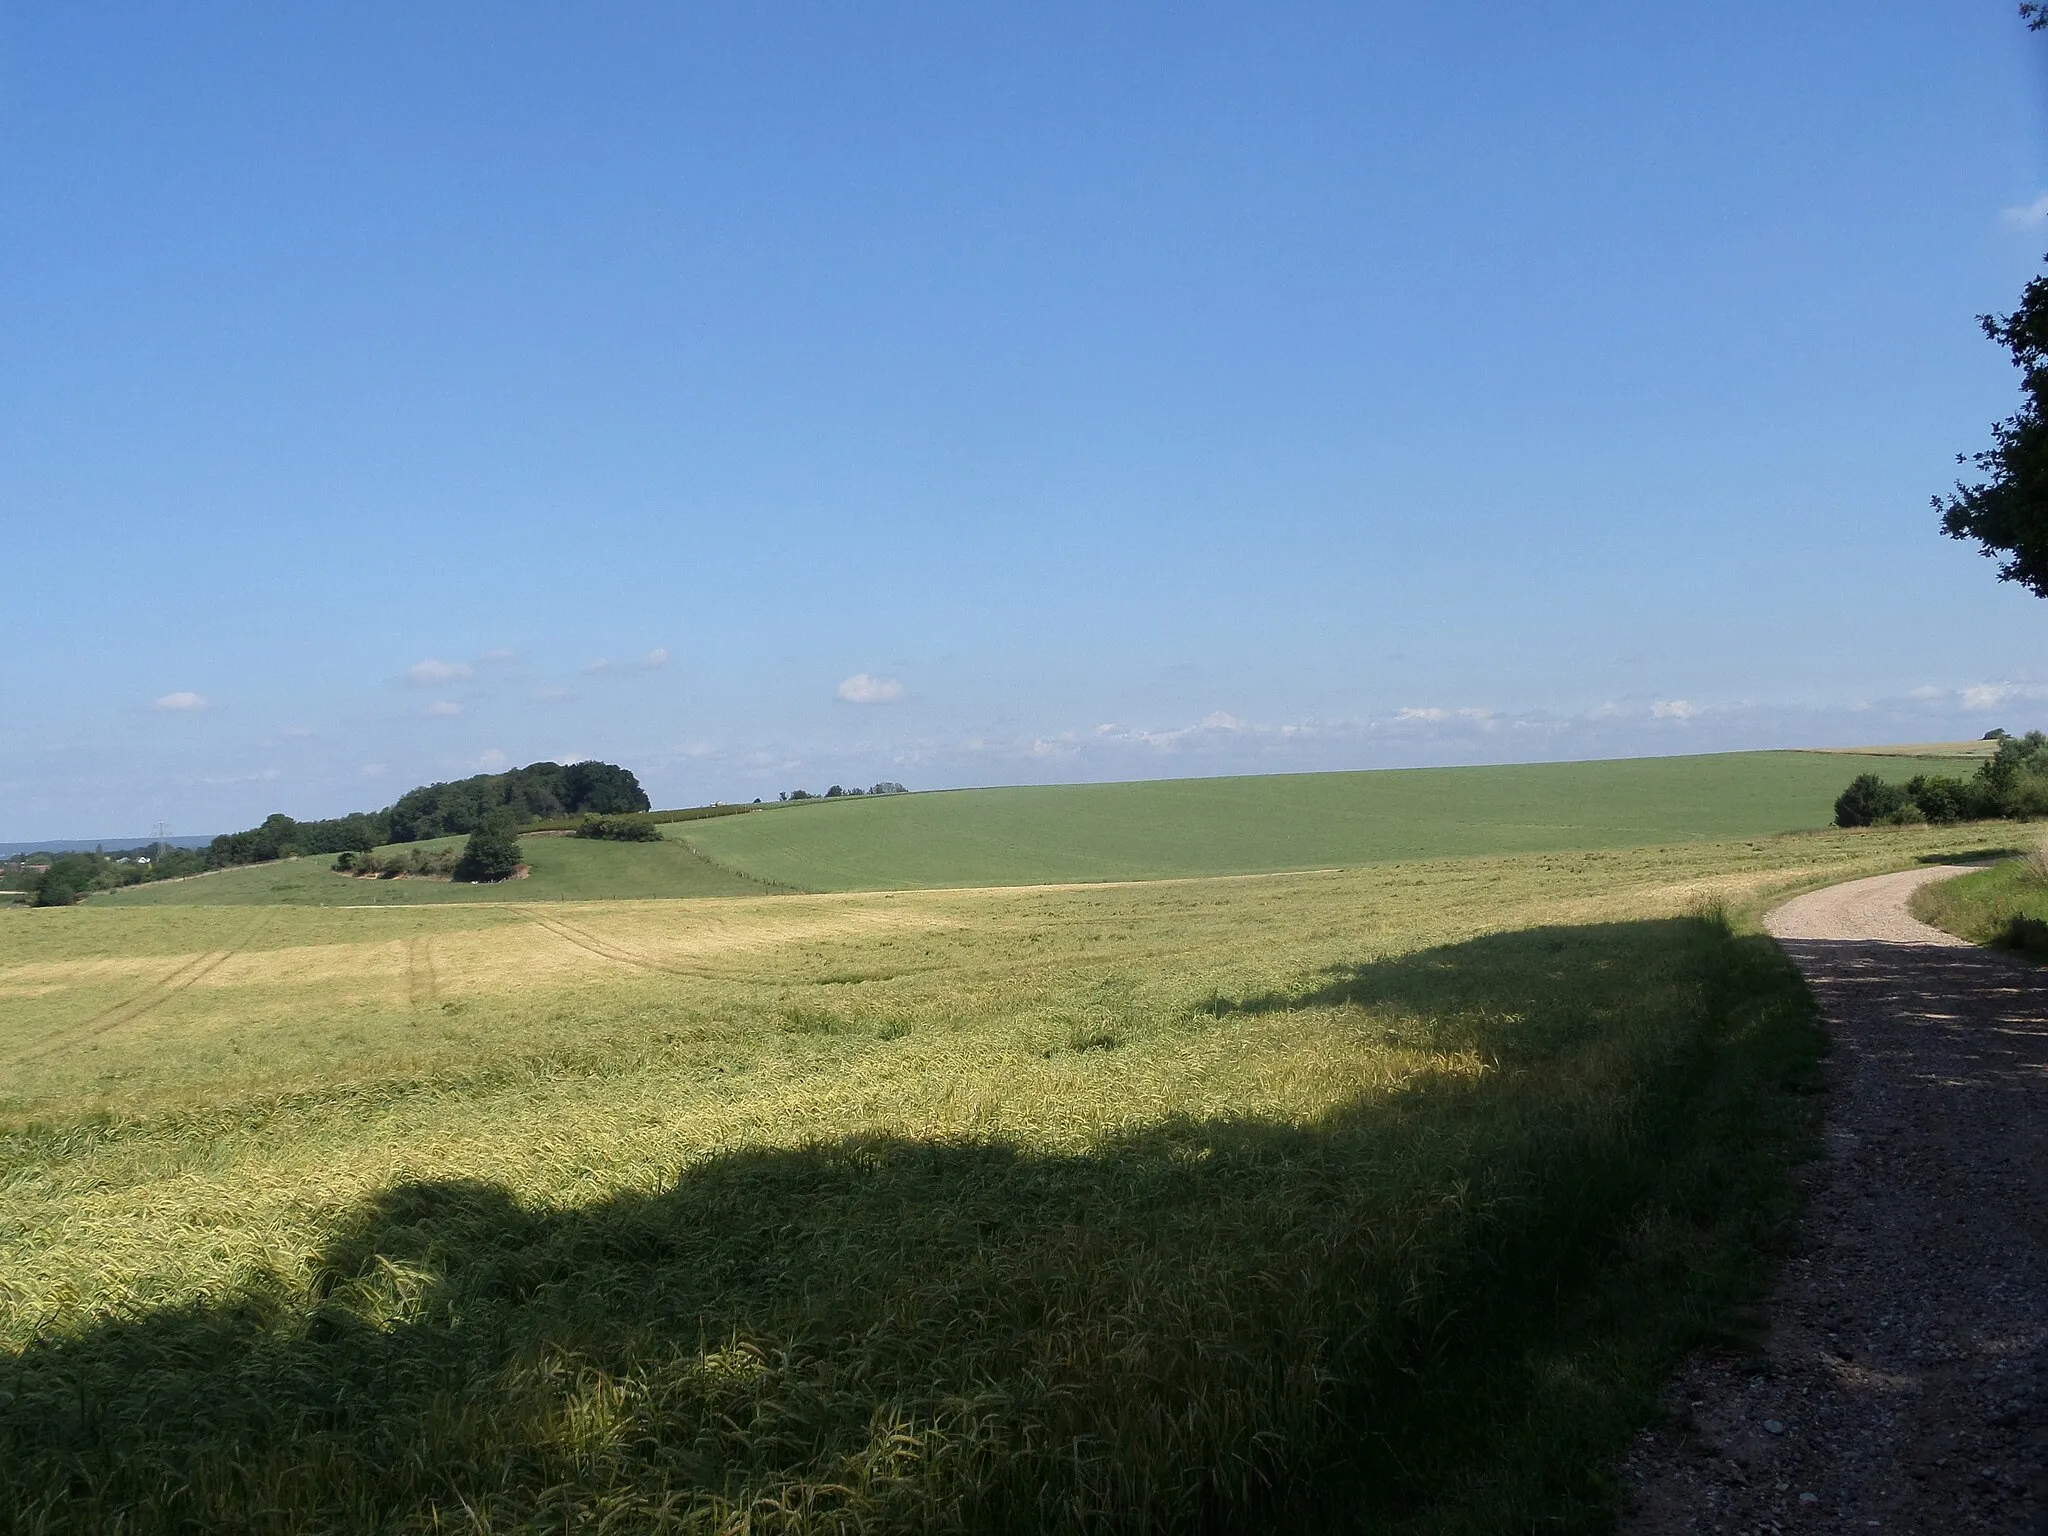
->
[[585, 647, 669, 676], [1650, 699, 1702, 719], [837, 673, 906, 704], [277, 725, 316, 740], [424, 700, 463, 717], [532, 684, 573, 702], [478, 748, 507, 769], [361, 763, 387, 776], [408, 659, 473, 686], [1199, 711, 1243, 730], [150, 691, 209, 711], [1396, 707, 1446, 722], [478, 648, 517, 664], [2002, 193, 2048, 229], [1957, 681, 2048, 711]]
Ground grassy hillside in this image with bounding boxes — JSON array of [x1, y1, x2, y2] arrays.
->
[[0, 823, 1996, 1530], [98, 829, 775, 906], [677, 749, 1961, 892]]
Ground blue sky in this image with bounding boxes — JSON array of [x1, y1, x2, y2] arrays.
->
[[4, 3, 2047, 838]]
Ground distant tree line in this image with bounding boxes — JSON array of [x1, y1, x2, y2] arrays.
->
[[1834, 730, 2048, 827], [779, 782, 907, 802], [201, 761, 649, 871], [11, 843, 208, 907]]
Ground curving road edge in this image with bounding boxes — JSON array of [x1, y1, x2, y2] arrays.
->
[[1623, 864, 2048, 1533]]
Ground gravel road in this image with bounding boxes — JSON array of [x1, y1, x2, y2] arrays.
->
[[1623, 864, 2048, 1534]]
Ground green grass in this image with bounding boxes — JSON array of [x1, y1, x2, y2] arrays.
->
[[677, 750, 1959, 892], [1909, 846, 2048, 951], [95, 830, 778, 907], [0, 822, 1997, 1532]]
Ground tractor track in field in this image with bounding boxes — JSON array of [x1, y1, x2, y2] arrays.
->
[[404, 936, 440, 1005], [17, 942, 244, 1063], [514, 905, 704, 978], [1623, 865, 2048, 1533]]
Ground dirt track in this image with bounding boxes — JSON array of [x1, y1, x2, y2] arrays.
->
[[1623, 865, 2048, 1532]]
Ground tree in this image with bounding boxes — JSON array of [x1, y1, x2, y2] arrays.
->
[[1936, 256, 2048, 592], [1834, 773, 1909, 828], [453, 811, 523, 883]]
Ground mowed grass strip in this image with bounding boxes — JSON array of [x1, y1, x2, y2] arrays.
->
[[677, 750, 1956, 892], [0, 824, 1995, 1532]]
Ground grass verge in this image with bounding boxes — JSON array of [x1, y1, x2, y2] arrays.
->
[[1910, 850, 2048, 957]]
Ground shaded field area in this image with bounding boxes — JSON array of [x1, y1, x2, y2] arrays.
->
[[678, 751, 1957, 892], [96, 829, 776, 907], [0, 825, 1997, 1531]]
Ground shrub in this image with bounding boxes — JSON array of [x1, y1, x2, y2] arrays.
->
[[453, 813, 522, 883], [1834, 773, 1908, 828], [2003, 775, 2048, 819], [575, 815, 660, 842], [1905, 774, 1977, 823]]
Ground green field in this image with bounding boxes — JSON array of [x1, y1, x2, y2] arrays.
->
[[83, 749, 1964, 910], [0, 818, 2000, 1531], [678, 751, 1959, 892], [98, 829, 777, 907]]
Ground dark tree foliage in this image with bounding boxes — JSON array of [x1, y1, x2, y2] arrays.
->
[[1902, 774, 1974, 824], [387, 762, 648, 842], [1835, 731, 2048, 827], [205, 812, 387, 870], [453, 811, 523, 883], [31, 854, 103, 907], [1833, 774, 1910, 828], [1936, 258, 2048, 593], [195, 762, 649, 878], [574, 815, 661, 842]]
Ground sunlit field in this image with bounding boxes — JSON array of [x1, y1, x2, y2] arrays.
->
[[0, 823, 1999, 1531], [678, 750, 1965, 891]]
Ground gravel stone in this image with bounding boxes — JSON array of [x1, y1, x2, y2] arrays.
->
[[1622, 865, 2048, 1534]]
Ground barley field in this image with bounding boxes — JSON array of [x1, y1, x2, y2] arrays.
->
[[0, 823, 2003, 1531]]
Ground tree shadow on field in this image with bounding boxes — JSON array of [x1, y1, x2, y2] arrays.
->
[[0, 917, 1820, 1535]]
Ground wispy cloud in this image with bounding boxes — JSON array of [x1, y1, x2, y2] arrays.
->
[[532, 684, 574, 702], [1650, 699, 1701, 719], [585, 648, 670, 676], [478, 748, 507, 769], [837, 673, 906, 704], [150, 691, 209, 712], [423, 700, 463, 717], [2002, 193, 2048, 230], [478, 648, 517, 665], [407, 659, 473, 686]]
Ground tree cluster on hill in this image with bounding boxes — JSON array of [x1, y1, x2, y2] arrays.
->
[[1834, 730, 2048, 827], [386, 761, 647, 842], [194, 762, 648, 876]]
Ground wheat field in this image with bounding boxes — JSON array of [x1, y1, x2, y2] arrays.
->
[[0, 823, 2006, 1532]]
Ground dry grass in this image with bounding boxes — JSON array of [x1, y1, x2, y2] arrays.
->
[[0, 823, 2000, 1532]]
